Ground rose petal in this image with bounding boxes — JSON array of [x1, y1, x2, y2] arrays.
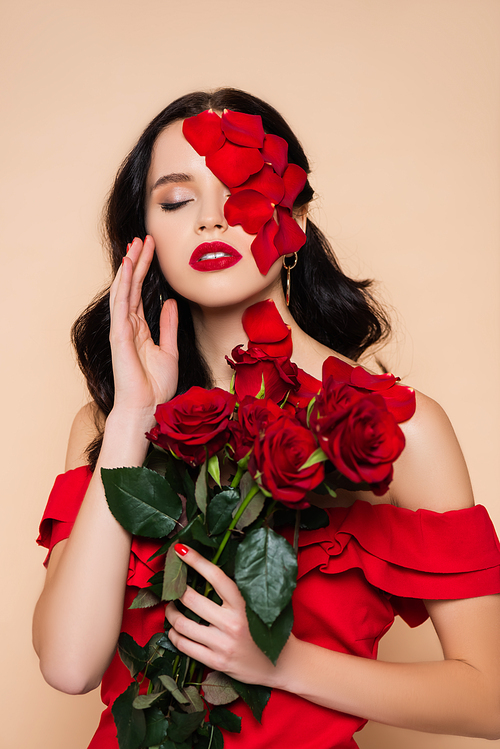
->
[[182, 111, 225, 156], [206, 141, 264, 187], [224, 190, 274, 234], [231, 164, 285, 204], [280, 163, 308, 210], [242, 300, 290, 344], [350, 367, 398, 391], [250, 219, 280, 275], [378, 386, 417, 423], [322, 356, 354, 384], [274, 207, 307, 256], [261, 134, 289, 177], [221, 110, 265, 148]]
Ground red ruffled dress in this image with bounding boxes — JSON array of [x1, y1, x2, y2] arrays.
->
[[37, 466, 500, 749]]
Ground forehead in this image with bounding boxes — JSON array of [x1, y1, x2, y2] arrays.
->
[[148, 119, 204, 177]]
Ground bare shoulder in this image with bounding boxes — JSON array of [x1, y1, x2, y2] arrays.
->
[[65, 402, 104, 471], [390, 389, 474, 513]]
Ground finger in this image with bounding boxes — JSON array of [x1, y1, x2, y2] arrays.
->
[[128, 235, 155, 312], [166, 614, 223, 670], [109, 237, 135, 310], [174, 545, 242, 608], [110, 255, 134, 334], [175, 584, 230, 629], [159, 298, 179, 357]]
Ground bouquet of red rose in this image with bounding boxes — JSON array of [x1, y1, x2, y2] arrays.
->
[[101, 300, 415, 749]]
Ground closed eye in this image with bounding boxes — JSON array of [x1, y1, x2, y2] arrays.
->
[[160, 200, 192, 212]]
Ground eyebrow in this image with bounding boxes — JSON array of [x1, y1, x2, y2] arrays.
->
[[150, 172, 192, 193]]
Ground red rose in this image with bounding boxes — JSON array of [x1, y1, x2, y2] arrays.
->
[[322, 356, 416, 423], [228, 397, 283, 463], [312, 388, 405, 495], [227, 346, 299, 403], [248, 414, 325, 508], [226, 300, 300, 403], [147, 386, 237, 466]]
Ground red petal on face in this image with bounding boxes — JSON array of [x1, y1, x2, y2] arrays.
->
[[250, 219, 280, 275], [182, 111, 225, 156], [221, 110, 265, 148], [261, 134, 289, 177], [224, 190, 274, 234], [274, 207, 307, 257], [231, 164, 285, 204], [280, 164, 308, 210], [242, 299, 290, 344], [206, 141, 264, 187]]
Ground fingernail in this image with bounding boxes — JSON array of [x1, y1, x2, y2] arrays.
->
[[126, 242, 131, 254], [122, 257, 125, 266], [174, 543, 189, 556]]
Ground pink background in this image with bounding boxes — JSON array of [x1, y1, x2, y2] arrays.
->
[[1, 1, 499, 747]]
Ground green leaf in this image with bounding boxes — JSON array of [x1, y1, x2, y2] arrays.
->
[[207, 488, 240, 536], [101, 467, 182, 538], [245, 600, 294, 664], [207, 454, 221, 486], [235, 527, 297, 626], [189, 515, 220, 548], [112, 682, 146, 749], [306, 395, 317, 427], [233, 490, 265, 531], [194, 461, 208, 514], [133, 692, 165, 709], [162, 543, 187, 601], [118, 633, 147, 678], [229, 679, 271, 723], [299, 446, 328, 471], [256, 373, 266, 399], [158, 674, 190, 705], [209, 706, 242, 733], [146, 653, 176, 681], [182, 686, 205, 713], [201, 671, 239, 705], [167, 710, 205, 743], [142, 706, 169, 747], [130, 588, 161, 610], [208, 725, 224, 749], [144, 447, 170, 477]]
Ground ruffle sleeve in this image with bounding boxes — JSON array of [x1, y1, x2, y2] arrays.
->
[[283, 501, 500, 627], [36, 466, 164, 587]]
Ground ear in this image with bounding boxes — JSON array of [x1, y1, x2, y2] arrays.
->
[[293, 205, 308, 233]]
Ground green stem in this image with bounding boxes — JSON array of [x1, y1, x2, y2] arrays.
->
[[211, 484, 260, 566], [231, 465, 245, 488]]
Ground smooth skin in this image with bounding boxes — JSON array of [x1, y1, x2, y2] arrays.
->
[[33, 121, 500, 738]]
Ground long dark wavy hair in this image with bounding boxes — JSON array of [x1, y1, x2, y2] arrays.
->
[[72, 88, 391, 468]]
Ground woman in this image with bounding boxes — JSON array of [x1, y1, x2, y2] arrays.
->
[[33, 88, 500, 747]]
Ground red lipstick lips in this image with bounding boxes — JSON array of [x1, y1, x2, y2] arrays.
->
[[189, 242, 242, 272]]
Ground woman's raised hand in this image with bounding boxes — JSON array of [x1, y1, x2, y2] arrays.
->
[[109, 235, 179, 416], [165, 545, 288, 688]]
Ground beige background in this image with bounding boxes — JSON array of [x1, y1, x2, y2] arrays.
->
[[1, 0, 499, 747]]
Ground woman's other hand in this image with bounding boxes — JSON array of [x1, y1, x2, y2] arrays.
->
[[165, 545, 286, 687], [110, 235, 179, 416]]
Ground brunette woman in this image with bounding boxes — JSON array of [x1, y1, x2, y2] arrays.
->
[[34, 88, 500, 748]]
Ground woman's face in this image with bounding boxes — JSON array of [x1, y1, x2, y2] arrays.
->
[[145, 119, 286, 309]]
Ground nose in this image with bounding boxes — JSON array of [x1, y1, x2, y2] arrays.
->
[[196, 188, 228, 234]]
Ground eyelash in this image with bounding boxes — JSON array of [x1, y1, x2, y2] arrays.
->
[[160, 200, 191, 212]]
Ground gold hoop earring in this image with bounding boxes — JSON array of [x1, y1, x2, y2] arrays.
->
[[282, 253, 298, 307]]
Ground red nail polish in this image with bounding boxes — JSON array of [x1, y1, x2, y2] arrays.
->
[[175, 543, 189, 556], [126, 243, 131, 254]]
